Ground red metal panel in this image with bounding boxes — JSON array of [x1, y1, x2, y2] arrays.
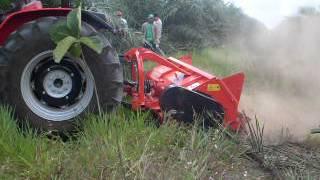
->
[[0, 8, 70, 45], [195, 73, 245, 130]]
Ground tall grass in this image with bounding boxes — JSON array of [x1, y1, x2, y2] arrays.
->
[[0, 106, 269, 179], [0, 106, 65, 179]]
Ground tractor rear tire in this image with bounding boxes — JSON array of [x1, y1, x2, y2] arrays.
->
[[0, 17, 123, 132]]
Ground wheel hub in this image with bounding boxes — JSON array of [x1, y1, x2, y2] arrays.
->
[[43, 70, 72, 98], [20, 51, 94, 122]]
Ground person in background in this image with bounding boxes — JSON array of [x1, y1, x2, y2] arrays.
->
[[153, 13, 162, 48], [115, 10, 128, 36], [142, 14, 156, 47], [142, 14, 165, 55]]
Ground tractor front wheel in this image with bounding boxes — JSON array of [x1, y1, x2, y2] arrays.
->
[[0, 17, 123, 132]]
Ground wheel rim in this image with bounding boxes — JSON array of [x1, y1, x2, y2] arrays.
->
[[21, 50, 94, 122]]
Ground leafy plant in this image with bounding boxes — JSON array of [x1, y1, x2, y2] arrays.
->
[[50, 4, 103, 63], [50, 3, 104, 114]]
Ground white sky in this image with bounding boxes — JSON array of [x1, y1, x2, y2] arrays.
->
[[225, 0, 320, 28]]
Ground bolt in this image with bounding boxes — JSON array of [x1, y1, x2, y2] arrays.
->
[[65, 96, 69, 100], [70, 73, 74, 77], [47, 68, 50, 72], [42, 91, 46, 95]]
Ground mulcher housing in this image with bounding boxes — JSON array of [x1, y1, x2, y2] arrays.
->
[[124, 48, 245, 130]]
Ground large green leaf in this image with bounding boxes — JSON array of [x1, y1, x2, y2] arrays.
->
[[79, 36, 103, 54], [67, 5, 82, 38], [50, 21, 72, 43], [53, 36, 77, 63], [69, 43, 82, 58]]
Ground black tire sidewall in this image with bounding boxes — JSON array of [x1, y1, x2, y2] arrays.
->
[[5, 17, 122, 131]]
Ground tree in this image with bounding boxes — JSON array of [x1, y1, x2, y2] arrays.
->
[[46, 0, 253, 50]]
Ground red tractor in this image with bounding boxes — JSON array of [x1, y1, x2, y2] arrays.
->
[[0, 0, 245, 132]]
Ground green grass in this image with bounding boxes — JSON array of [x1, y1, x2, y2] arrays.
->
[[0, 106, 270, 179]]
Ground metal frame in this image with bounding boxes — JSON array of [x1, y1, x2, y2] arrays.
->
[[124, 48, 245, 130]]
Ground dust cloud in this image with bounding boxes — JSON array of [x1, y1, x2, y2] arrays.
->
[[237, 15, 320, 144]]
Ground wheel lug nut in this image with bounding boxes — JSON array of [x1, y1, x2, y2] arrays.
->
[[70, 73, 74, 77], [65, 96, 69, 100], [42, 91, 46, 95], [47, 68, 50, 72]]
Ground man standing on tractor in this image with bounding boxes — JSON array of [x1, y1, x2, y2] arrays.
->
[[154, 13, 162, 48]]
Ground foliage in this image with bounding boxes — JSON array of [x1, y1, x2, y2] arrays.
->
[[0, 0, 13, 10], [79, 0, 258, 50], [2, 0, 264, 51], [0, 106, 269, 179], [50, 4, 103, 63]]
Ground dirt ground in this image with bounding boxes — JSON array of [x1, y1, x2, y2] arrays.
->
[[246, 142, 320, 179]]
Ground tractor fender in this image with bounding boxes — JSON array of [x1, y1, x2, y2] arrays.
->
[[0, 8, 114, 46]]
